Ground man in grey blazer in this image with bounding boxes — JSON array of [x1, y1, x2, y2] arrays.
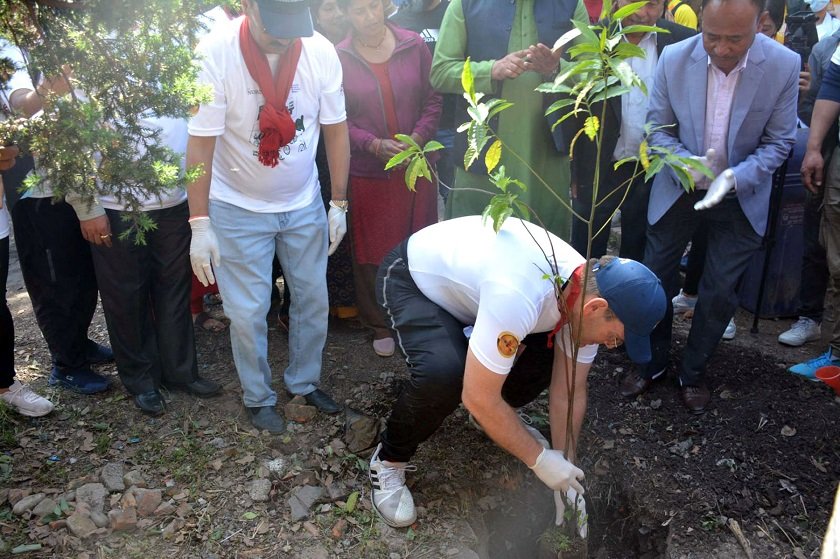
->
[[619, 0, 799, 412]]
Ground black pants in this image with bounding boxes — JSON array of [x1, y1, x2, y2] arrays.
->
[[1, 236, 14, 388], [11, 198, 98, 371], [90, 203, 197, 395], [798, 190, 828, 321], [643, 194, 763, 386], [571, 164, 651, 261], [375, 241, 554, 463]]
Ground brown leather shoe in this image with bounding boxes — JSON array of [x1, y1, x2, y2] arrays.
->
[[620, 371, 655, 398], [681, 385, 710, 414]]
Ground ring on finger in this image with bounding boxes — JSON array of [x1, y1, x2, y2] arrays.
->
[[100, 234, 111, 239]]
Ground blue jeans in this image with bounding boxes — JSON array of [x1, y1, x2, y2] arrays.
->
[[210, 196, 329, 406]]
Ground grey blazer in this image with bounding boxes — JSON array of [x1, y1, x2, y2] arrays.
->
[[645, 33, 799, 236]]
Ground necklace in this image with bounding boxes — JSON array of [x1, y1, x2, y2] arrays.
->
[[356, 28, 387, 50]]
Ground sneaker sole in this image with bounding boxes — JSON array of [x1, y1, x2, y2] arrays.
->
[[12, 406, 54, 418], [778, 336, 821, 347]]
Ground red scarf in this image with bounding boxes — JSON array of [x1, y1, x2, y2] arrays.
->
[[546, 263, 585, 349], [239, 18, 301, 167]]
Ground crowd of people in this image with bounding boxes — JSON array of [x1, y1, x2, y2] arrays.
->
[[1, 0, 838, 542]]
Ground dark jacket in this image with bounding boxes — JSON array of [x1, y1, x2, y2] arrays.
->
[[565, 19, 695, 189]]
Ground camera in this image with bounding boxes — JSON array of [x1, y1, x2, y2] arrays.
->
[[784, 10, 819, 69]]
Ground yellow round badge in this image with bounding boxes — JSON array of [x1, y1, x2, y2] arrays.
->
[[496, 332, 520, 358]]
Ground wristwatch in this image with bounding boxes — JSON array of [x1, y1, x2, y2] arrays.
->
[[329, 199, 349, 212]]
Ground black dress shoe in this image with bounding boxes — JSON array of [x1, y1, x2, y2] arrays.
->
[[681, 385, 710, 414], [163, 378, 222, 398], [620, 371, 655, 398], [86, 341, 114, 365], [246, 406, 287, 433], [303, 389, 341, 415], [135, 390, 165, 416]]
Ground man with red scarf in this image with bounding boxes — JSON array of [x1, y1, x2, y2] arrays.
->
[[187, 0, 351, 434]]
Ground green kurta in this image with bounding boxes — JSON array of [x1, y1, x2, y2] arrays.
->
[[430, 0, 588, 240]]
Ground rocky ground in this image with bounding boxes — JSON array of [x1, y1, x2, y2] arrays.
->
[[1, 238, 838, 558]]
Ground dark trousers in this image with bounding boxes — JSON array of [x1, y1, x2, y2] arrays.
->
[[799, 190, 828, 321], [643, 194, 763, 386], [375, 241, 554, 463], [1, 236, 14, 388], [571, 164, 650, 261], [682, 222, 709, 295], [11, 198, 98, 371], [90, 203, 197, 395]]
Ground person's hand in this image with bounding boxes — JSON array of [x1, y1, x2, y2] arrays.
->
[[525, 43, 562, 76], [327, 202, 347, 256], [684, 148, 715, 185], [371, 138, 408, 162], [79, 215, 113, 248], [554, 487, 588, 538], [491, 50, 529, 81], [802, 148, 826, 193], [799, 66, 811, 94], [0, 145, 19, 172], [694, 169, 736, 211], [189, 216, 220, 286], [530, 448, 585, 494]]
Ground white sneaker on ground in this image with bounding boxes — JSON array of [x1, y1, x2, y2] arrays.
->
[[372, 337, 395, 357], [778, 317, 821, 347], [722, 318, 736, 340], [369, 443, 417, 527], [672, 290, 697, 315], [0, 380, 54, 417]]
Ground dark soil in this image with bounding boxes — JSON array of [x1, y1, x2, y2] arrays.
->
[[1, 240, 838, 557]]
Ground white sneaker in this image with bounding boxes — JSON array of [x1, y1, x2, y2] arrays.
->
[[369, 443, 417, 527], [1, 381, 54, 417], [672, 290, 697, 315], [778, 317, 821, 347], [722, 318, 736, 340]]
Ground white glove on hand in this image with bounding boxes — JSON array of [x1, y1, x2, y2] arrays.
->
[[189, 216, 220, 287], [694, 168, 736, 211], [530, 448, 585, 495], [684, 148, 715, 185], [555, 487, 588, 538], [327, 203, 347, 256]]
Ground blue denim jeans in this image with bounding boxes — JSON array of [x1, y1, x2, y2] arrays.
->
[[210, 196, 329, 406]]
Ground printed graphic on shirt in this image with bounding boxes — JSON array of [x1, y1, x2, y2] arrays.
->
[[418, 28, 439, 44], [496, 331, 520, 358], [248, 96, 308, 160]]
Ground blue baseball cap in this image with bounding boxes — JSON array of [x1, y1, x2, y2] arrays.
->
[[256, 0, 314, 39], [593, 258, 666, 364]]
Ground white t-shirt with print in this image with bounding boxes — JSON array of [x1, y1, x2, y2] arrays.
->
[[189, 20, 346, 213], [407, 216, 599, 375]]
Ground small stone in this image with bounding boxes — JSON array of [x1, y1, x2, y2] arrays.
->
[[161, 518, 185, 539], [32, 498, 58, 520], [134, 488, 162, 517], [90, 511, 109, 528], [175, 501, 193, 518], [248, 479, 272, 502], [123, 470, 146, 488], [66, 512, 98, 538], [76, 483, 107, 514], [331, 518, 347, 539], [101, 462, 125, 492], [209, 437, 226, 449], [121, 489, 137, 509], [153, 501, 176, 517], [48, 519, 67, 530], [12, 493, 45, 515], [109, 507, 138, 531], [288, 485, 324, 521], [8, 489, 29, 506], [284, 401, 317, 423]]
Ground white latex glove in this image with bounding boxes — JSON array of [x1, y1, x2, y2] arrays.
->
[[188, 216, 220, 287], [530, 448, 585, 495], [327, 203, 347, 256], [694, 168, 736, 211], [684, 148, 715, 184], [555, 487, 588, 538]]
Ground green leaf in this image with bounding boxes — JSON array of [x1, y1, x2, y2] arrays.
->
[[671, 164, 695, 193], [461, 58, 476, 103], [485, 139, 502, 173], [385, 148, 415, 170], [241, 511, 258, 520], [606, 58, 637, 88], [613, 41, 646, 60], [395, 133, 419, 150], [345, 491, 359, 513], [406, 526, 417, 540], [486, 99, 515, 120], [612, 1, 648, 21], [545, 97, 577, 116], [620, 24, 667, 36], [583, 115, 599, 141], [406, 158, 421, 192], [422, 140, 445, 153], [589, 84, 631, 103]]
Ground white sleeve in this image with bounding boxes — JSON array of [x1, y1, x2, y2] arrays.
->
[[188, 39, 227, 137], [555, 324, 598, 364], [318, 46, 345, 125], [469, 283, 539, 375]]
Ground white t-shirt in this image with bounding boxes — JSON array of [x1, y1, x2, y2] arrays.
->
[[407, 216, 599, 375], [189, 21, 346, 213]]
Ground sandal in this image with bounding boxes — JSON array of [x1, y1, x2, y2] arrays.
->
[[193, 311, 227, 333]]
